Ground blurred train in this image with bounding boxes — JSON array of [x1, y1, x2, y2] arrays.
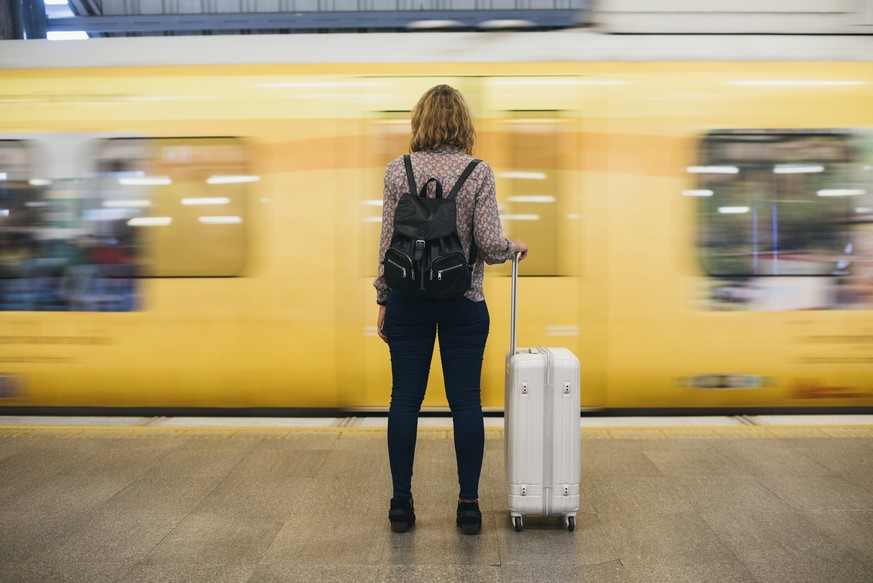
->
[[1, 31, 872, 413]]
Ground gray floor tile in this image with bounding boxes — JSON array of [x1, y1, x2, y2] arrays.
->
[[379, 512, 500, 566], [0, 509, 90, 562], [249, 565, 379, 583], [673, 476, 795, 514], [622, 558, 760, 583], [643, 447, 748, 478], [227, 444, 329, 479], [0, 561, 132, 583], [123, 563, 256, 583], [192, 475, 310, 518], [376, 565, 500, 583], [714, 440, 834, 476], [99, 474, 222, 515], [496, 512, 617, 566], [32, 509, 186, 564], [1, 471, 134, 515], [757, 474, 873, 511], [260, 515, 387, 566], [802, 510, 873, 567], [743, 555, 873, 583], [145, 445, 253, 479], [598, 512, 736, 566], [141, 512, 285, 566], [502, 561, 633, 583], [700, 509, 855, 564], [2, 425, 872, 583], [588, 477, 696, 515], [582, 444, 665, 477]]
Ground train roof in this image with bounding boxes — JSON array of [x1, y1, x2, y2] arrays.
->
[[3, 31, 873, 69]]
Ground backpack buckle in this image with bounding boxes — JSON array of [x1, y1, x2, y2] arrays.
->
[[413, 239, 425, 261]]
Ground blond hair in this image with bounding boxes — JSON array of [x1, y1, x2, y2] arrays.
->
[[409, 85, 475, 155]]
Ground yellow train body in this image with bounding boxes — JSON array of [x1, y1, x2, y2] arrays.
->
[[1, 35, 872, 411]]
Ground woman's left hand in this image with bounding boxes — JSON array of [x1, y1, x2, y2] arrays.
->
[[377, 305, 388, 343]]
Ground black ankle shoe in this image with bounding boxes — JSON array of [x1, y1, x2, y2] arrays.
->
[[456, 501, 482, 535], [389, 497, 415, 533]]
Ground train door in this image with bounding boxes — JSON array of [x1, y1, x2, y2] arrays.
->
[[338, 76, 471, 410], [338, 74, 603, 411]]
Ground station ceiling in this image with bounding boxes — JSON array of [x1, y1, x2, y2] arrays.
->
[[37, 0, 591, 38]]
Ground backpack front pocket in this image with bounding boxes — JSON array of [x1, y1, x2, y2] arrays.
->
[[428, 252, 471, 298], [383, 248, 416, 295]]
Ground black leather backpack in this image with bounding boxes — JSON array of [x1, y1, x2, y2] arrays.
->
[[382, 155, 480, 299]]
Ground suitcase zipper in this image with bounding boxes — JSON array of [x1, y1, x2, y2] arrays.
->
[[542, 347, 554, 517]]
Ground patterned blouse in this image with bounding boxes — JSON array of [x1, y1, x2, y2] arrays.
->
[[374, 146, 516, 304]]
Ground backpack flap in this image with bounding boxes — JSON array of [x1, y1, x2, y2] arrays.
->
[[393, 195, 458, 242]]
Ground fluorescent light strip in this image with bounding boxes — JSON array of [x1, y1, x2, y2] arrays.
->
[[491, 79, 630, 87], [206, 175, 260, 185], [361, 200, 384, 207], [500, 172, 547, 180], [507, 195, 555, 203], [199, 216, 242, 224], [119, 176, 172, 186], [47, 31, 89, 41], [407, 19, 463, 29], [362, 217, 382, 223], [0, 173, 7, 180], [499, 214, 540, 221], [682, 190, 714, 197], [729, 80, 866, 87], [0, 209, 9, 217], [774, 164, 824, 174], [28, 179, 52, 186], [686, 166, 739, 174], [182, 197, 230, 206], [718, 206, 750, 214], [256, 81, 380, 88], [127, 217, 172, 226], [103, 199, 151, 208], [818, 189, 866, 197]]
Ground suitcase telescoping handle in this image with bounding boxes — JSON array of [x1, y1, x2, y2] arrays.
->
[[510, 251, 521, 355]]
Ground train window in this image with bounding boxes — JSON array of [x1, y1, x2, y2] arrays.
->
[[0, 140, 57, 310], [696, 131, 857, 277], [95, 138, 250, 277], [499, 111, 563, 276]]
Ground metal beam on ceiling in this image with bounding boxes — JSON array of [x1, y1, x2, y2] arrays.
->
[[46, 10, 583, 34]]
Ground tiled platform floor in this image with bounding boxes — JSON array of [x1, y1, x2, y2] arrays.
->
[[0, 418, 871, 582]]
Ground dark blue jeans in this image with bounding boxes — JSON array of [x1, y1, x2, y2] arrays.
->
[[383, 292, 490, 501]]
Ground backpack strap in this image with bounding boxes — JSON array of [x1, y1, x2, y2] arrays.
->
[[403, 155, 417, 196], [447, 159, 481, 200], [446, 159, 483, 270]]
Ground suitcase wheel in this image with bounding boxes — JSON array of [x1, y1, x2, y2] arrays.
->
[[512, 516, 523, 532], [566, 516, 576, 532]]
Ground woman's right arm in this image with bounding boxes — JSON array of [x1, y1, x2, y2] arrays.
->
[[473, 163, 527, 263]]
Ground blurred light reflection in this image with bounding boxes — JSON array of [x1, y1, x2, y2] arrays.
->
[[127, 217, 172, 226], [182, 197, 230, 206], [118, 176, 172, 186], [687, 166, 739, 174]]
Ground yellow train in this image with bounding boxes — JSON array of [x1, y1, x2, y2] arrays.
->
[[1, 32, 872, 412]]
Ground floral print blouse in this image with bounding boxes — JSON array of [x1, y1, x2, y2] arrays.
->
[[374, 146, 516, 304]]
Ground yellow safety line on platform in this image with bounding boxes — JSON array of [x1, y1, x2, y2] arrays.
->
[[0, 424, 871, 436]]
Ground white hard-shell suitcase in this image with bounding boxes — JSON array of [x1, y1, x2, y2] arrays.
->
[[505, 253, 581, 532]]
